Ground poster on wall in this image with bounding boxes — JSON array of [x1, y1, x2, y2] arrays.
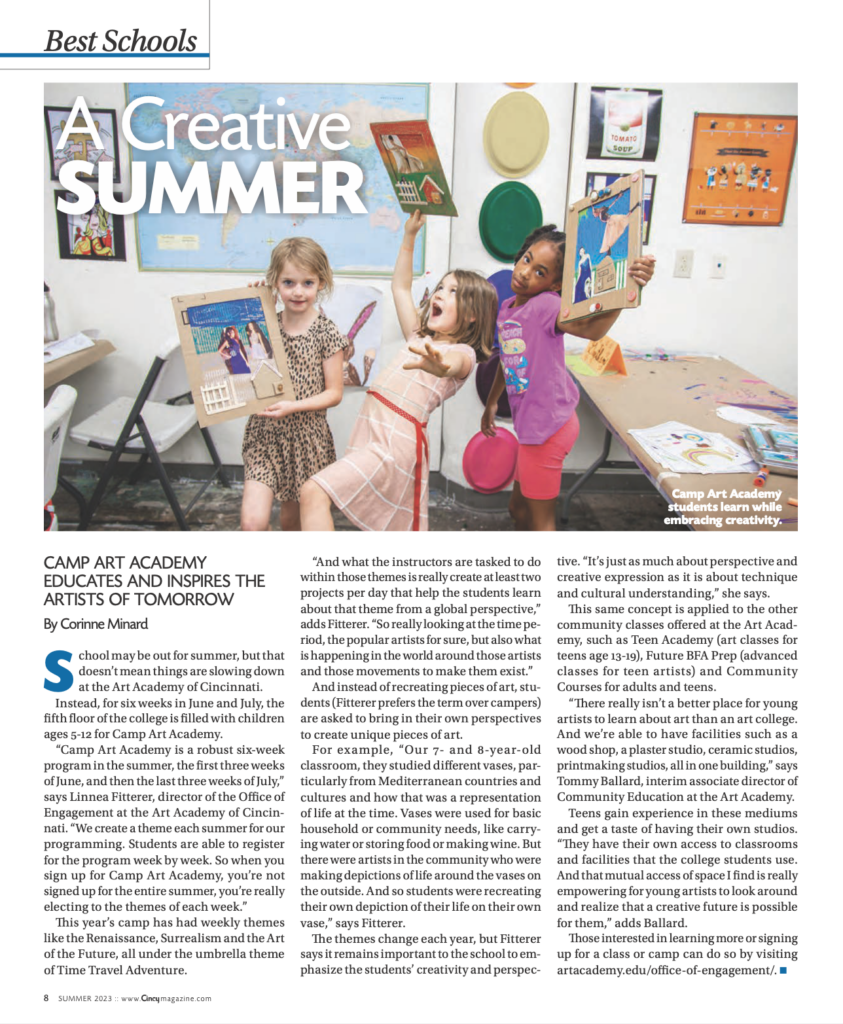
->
[[682, 113, 797, 226], [560, 170, 645, 324], [587, 88, 663, 161], [586, 172, 656, 245], [172, 287, 297, 428], [44, 106, 121, 183], [370, 120, 458, 217], [54, 191, 126, 261]]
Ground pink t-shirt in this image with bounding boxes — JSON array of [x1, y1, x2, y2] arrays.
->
[[498, 292, 579, 445]]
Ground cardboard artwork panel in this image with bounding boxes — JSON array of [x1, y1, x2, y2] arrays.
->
[[586, 172, 656, 244], [560, 170, 644, 325], [370, 120, 458, 217], [682, 113, 797, 226], [172, 286, 296, 428]]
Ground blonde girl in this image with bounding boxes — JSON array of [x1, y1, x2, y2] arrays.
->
[[299, 212, 497, 531], [240, 238, 347, 531]]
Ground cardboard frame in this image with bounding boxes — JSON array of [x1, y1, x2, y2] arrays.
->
[[560, 169, 644, 325], [172, 286, 296, 428], [370, 119, 458, 217], [586, 171, 656, 245]]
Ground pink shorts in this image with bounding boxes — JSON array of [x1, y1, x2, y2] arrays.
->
[[514, 413, 580, 500]]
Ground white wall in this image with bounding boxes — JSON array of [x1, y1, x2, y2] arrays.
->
[[46, 82, 797, 481]]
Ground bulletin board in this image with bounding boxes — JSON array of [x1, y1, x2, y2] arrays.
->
[[682, 113, 797, 226]]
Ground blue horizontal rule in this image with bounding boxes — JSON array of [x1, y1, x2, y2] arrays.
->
[[0, 52, 210, 57]]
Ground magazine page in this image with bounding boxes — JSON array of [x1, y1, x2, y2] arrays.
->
[[8, 4, 835, 1024]]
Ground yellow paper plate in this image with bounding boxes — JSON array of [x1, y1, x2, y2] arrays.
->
[[483, 93, 549, 179]]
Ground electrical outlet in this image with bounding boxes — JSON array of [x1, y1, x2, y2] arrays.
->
[[674, 250, 694, 278], [711, 255, 727, 279]]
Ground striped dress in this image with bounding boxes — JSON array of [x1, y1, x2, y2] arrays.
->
[[312, 335, 476, 531]]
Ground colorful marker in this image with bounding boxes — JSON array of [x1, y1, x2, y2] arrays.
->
[[788, 498, 798, 507], [754, 465, 769, 487]]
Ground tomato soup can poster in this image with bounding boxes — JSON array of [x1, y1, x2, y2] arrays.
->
[[587, 87, 663, 161]]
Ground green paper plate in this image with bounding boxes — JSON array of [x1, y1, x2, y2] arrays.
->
[[478, 182, 543, 263]]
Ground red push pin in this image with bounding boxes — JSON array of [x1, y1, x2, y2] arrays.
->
[[627, 290, 637, 301]]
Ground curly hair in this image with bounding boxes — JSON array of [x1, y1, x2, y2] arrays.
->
[[513, 225, 567, 292]]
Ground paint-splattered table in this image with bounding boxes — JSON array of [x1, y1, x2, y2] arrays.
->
[[564, 357, 797, 532]]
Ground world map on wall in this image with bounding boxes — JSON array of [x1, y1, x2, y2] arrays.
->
[[126, 84, 429, 275]]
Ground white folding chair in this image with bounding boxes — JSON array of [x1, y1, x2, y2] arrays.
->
[[69, 339, 229, 531], [44, 385, 78, 531]]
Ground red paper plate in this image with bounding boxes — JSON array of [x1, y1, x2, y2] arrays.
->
[[462, 428, 519, 494]]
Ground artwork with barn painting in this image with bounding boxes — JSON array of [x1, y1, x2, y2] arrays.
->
[[560, 169, 644, 325], [172, 287, 296, 427], [370, 119, 458, 217]]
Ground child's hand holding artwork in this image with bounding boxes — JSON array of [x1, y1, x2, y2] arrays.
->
[[403, 211, 426, 242], [629, 254, 657, 287], [260, 400, 297, 419]]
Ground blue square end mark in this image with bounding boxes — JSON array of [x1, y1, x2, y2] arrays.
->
[[780, 967, 787, 974]]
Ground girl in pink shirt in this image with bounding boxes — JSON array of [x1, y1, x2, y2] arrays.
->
[[300, 212, 497, 531], [481, 224, 656, 531]]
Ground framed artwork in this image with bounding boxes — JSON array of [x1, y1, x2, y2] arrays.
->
[[586, 172, 656, 244], [370, 119, 458, 217], [682, 113, 797, 226], [44, 105, 120, 183], [587, 88, 663, 161], [54, 191, 126, 261], [560, 169, 645, 325], [172, 287, 297, 428]]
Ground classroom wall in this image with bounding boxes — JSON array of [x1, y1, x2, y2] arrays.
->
[[45, 82, 797, 479], [563, 82, 798, 471], [43, 82, 456, 467]]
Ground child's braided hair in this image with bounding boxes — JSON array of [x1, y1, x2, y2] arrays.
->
[[514, 224, 567, 289]]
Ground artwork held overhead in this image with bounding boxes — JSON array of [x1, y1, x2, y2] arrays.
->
[[370, 120, 458, 217], [560, 170, 645, 324]]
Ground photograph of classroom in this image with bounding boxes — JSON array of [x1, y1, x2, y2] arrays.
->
[[44, 82, 797, 533]]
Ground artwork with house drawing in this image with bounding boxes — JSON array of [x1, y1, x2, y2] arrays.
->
[[171, 287, 297, 428], [370, 119, 458, 217]]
